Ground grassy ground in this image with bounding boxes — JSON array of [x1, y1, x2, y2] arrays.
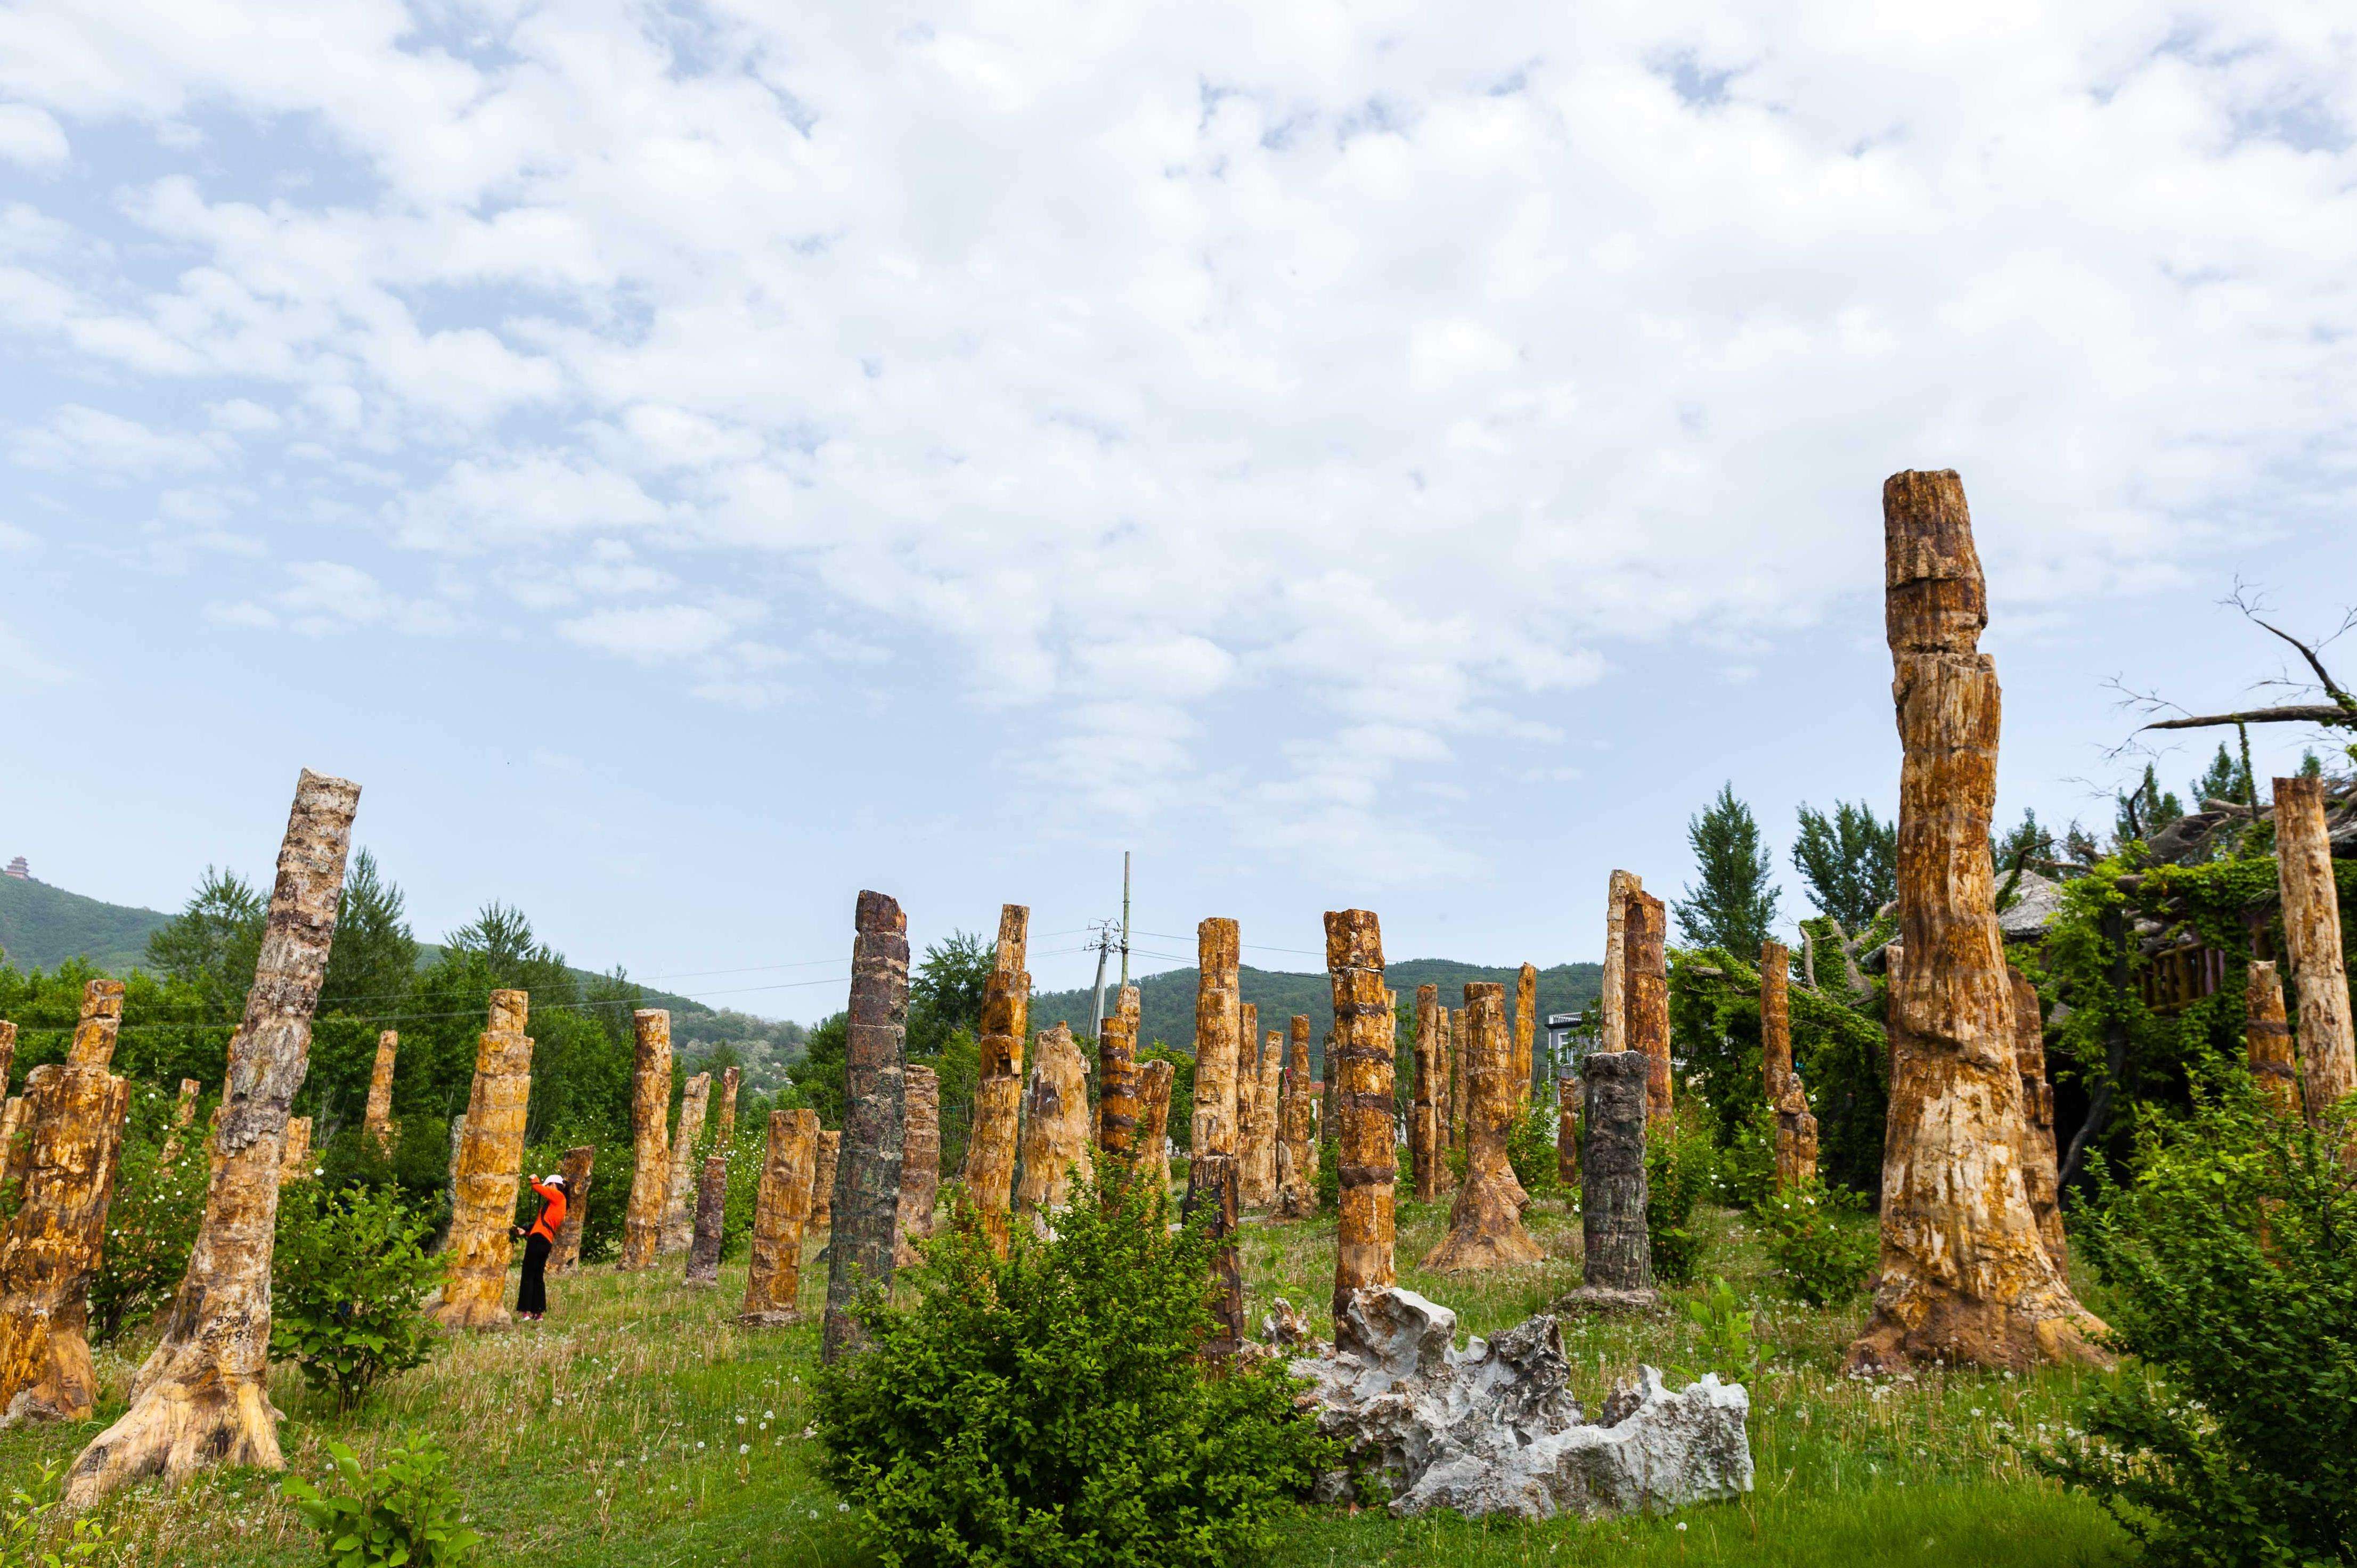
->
[[0, 1197, 2132, 1567]]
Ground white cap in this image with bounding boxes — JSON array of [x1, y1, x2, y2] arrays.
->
[[545, 1173, 567, 1188]]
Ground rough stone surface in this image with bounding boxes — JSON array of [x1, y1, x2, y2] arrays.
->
[[895, 1064, 939, 1268], [1514, 963, 1538, 1113], [812, 1132, 840, 1231], [158, 1079, 200, 1168], [1412, 986, 1444, 1203], [1136, 1059, 1174, 1204], [1274, 1016, 1319, 1219], [362, 1031, 397, 1156], [1624, 892, 1672, 1126], [2007, 966, 2067, 1274], [1423, 984, 1544, 1272], [960, 905, 1029, 1256], [659, 1072, 713, 1256], [431, 991, 535, 1330], [824, 889, 908, 1362], [1572, 1050, 1652, 1303], [742, 1108, 818, 1326], [2276, 775, 2356, 1125], [714, 1066, 741, 1152], [684, 1155, 726, 1287], [1192, 918, 1242, 1158], [549, 1146, 593, 1273], [276, 1118, 312, 1187], [1186, 1150, 1243, 1359], [618, 1010, 672, 1271], [0, 1021, 13, 1098], [1242, 1016, 1282, 1207], [1556, 1090, 1580, 1187], [1600, 871, 1642, 1057], [1015, 1022, 1093, 1227], [1328, 909, 1396, 1321], [1289, 1286, 1753, 1521], [2246, 959, 2301, 1117], [1096, 984, 1141, 1158]]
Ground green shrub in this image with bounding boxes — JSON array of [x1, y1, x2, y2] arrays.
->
[[0, 1463, 107, 1568], [1754, 1181, 1878, 1306], [2034, 1091, 2356, 1567], [1711, 1104, 1779, 1213], [1644, 1112, 1714, 1286], [90, 1084, 210, 1342], [1505, 1102, 1559, 1197], [1315, 1135, 1339, 1213], [284, 1437, 482, 1568], [271, 1184, 445, 1410], [1679, 1278, 1756, 1383], [813, 1162, 1340, 1568]]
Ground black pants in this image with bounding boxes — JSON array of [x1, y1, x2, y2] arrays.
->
[[518, 1232, 551, 1316]]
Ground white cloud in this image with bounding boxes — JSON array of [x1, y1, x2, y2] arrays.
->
[[558, 603, 738, 662], [11, 405, 224, 477], [0, 104, 67, 170]]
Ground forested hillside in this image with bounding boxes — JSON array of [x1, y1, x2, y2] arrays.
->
[[0, 875, 172, 971]]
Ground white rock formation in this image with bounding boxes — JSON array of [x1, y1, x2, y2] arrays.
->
[[1285, 1286, 1753, 1521]]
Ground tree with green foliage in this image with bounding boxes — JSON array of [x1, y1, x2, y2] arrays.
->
[[793, 1012, 849, 1129], [1790, 800, 1895, 930], [906, 930, 993, 1059], [2189, 742, 2252, 809], [2114, 763, 2184, 847], [143, 867, 265, 1020], [1674, 783, 1781, 953], [270, 1183, 445, 1411], [317, 850, 419, 1017]]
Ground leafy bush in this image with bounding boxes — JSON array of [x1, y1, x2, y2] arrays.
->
[[271, 1184, 445, 1410], [1754, 1181, 1878, 1306], [1644, 1112, 1714, 1286], [1315, 1135, 1339, 1213], [813, 1162, 1340, 1568], [2034, 1091, 2356, 1567], [1711, 1104, 1779, 1213], [284, 1437, 482, 1568], [0, 1464, 107, 1568], [1679, 1278, 1756, 1383], [1505, 1102, 1559, 1197], [90, 1084, 210, 1342]]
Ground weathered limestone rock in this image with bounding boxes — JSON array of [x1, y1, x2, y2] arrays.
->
[[1097, 984, 1141, 1158], [895, 1064, 939, 1268], [2276, 775, 2356, 1126], [618, 1009, 672, 1271], [659, 1072, 713, 1256], [741, 1108, 818, 1326], [276, 1117, 312, 1187], [812, 1131, 841, 1231], [1191, 918, 1242, 1158], [2247, 959, 2301, 1117], [1600, 871, 1643, 1056], [1288, 1287, 1752, 1520], [960, 905, 1029, 1256], [0, 979, 130, 1426], [823, 890, 909, 1361], [1624, 890, 1672, 1127], [431, 991, 535, 1331], [1274, 1016, 1319, 1219], [684, 1156, 727, 1288], [1515, 962, 1538, 1113], [1328, 910, 1396, 1321], [1412, 986, 1444, 1203], [2008, 967, 2067, 1274], [1561, 1049, 1654, 1309], [1185, 1150, 1243, 1360], [68, 770, 358, 1507], [1016, 1023, 1094, 1228], [1424, 984, 1545, 1272], [362, 1030, 397, 1156], [550, 1146, 594, 1273], [1847, 470, 2107, 1374], [158, 1079, 200, 1168], [714, 1066, 741, 1152], [1136, 1059, 1175, 1204]]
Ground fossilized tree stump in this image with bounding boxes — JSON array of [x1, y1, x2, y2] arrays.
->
[[1445, 1006, 1464, 1153], [1016, 1022, 1094, 1228], [684, 1156, 727, 1288], [960, 905, 1029, 1256], [1601, 870, 1643, 1056], [362, 1030, 397, 1156], [1412, 985, 1443, 1202], [0, 1101, 26, 1191], [1515, 962, 1538, 1112], [1563, 1049, 1653, 1309], [1556, 1084, 1580, 1187], [2246, 959, 2301, 1117], [1274, 1016, 1319, 1219], [1424, 983, 1545, 1272], [823, 889, 909, 1362], [1192, 918, 1242, 1159], [1762, 940, 1813, 1188], [1235, 1003, 1267, 1204], [1097, 983, 1141, 1158], [276, 1118, 312, 1187], [1847, 469, 2107, 1374], [550, 1146, 594, 1273], [0, 1021, 12, 1098], [714, 1065, 741, 1152], [895, 1063, 939, 1267], [2007, 967, 2067, 1275], [1136, 1059, 1174, 1204], [158, 1079, 200, 1168], [618, 1009, 672, 1271], [2276, 775, 2356, 1126], [1244, 1022, 1283, 1207], [0, 979, 129, 1426], [1624, 890, 1672, 1127], [1327, 909, 1396, 1321], [741, 1108, 818, 1326], [659, 1072, 713, 1256], [68, 769, 357, 1507], [812, 1131, 840, 1231], [431, 991, 535, 1331], [1185, 1150, 1244, 1360]]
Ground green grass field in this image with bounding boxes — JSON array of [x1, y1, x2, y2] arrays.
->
[[1, 1198, 2132, 1567]]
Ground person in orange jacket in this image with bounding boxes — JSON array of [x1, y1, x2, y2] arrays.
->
[[512, 1171, 568, 1321]]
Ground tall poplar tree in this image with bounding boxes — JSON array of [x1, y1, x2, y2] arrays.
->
[[1672, 783, 1781, 953]]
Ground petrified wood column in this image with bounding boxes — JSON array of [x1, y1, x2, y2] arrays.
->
[[1565, 1049, 1654, 1306], [1515, 962, 1538, 1111], [714, 1065, 741, 1152], [2008, 967, 2067, 1274], [2246, 960, 2301, 1117], [1274, 1018, 1319, 1219], [1245, 1024, 1283, 1207], [1445, 1006, 1464, 1153], [0, 1021, 13, 1097], [69, 769, 357, 1507], [2276, 774, 2356, 1125], [741, 1108, 818, 1326], [812, 1131, 841, 1230], [362, 1030, 397, 1155], [1191, 918, 1242, 1158], [684, 1156, 727, 1288], [276, 1118, 312, 1187], [1327, 909, 1396, 1321], [895, 1064, 939, 1268], [1761, 941, 1792, 1106], [1235, 1003, 1267, 1203], [1184, 1150, 1243, 1360], [1600, 870, 1643, 1056], [961, 905, 1029, 1256], [158, 1079, 200, 1167], [618, 1009, 672, 1271], [1556, 1076, 1580, 1187], [659, 1072, 713, 1255], [1136, 1059, 1174, 1203], [1098, 983, 1141, 1158], [1625, 890, 1672, 1127], [823, 889, 909, 1362], [1423, 983, 1544, 1272], [1411, 985, 1443, 1202], [0, 979, 129, 1426], [550, 1145, 594, 1273], [431, 991, 535, 1331], [1015, 1022, 1094, 1228], [1847, 469, 2105, 1374]]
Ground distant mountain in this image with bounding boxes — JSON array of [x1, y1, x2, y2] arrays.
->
[[0, 875, 173, 973]]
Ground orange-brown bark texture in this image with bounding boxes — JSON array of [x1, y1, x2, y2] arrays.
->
[[1328, 910, 1396, 1320], [1245, 1022, 1283, 1207], [812, 1132, 841, 1231], [1514, 962, 1538, 1113], [961, 905, 1029, 1256], [1097, 984, 1141, 1158], [2007, 967, 2067, 1275], [741, 1108, 818, 1326], [1274, 1016, 1319, 1219], [1016, 1022, 1094, 1227], [2276, 775, 2356, 1123], [617, 1009, 671, 1271], [1624, 890, 1671, 1127], [1412, 985, 1444, 1202], [659, 1072, 713, 1256], [1424, 983, 1545, 1272], [362, 1030, 397, 1155], [895, 1063, 940, 1268], [2246, 960, 2301, 1117], [432, 991, 536, 1330], [1600, 870, 1642, 1056], [714, 1066, 741, 1151], [1191, 918, 1242, 1158], [823, 889, 908, 1362], [1136, 1059, 1175, 1203], [158, 1078, 200, 1168], [276, 1117, 311, 1187]]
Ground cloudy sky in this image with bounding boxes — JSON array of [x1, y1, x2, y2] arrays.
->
[[3, 2, 2353, 1019]]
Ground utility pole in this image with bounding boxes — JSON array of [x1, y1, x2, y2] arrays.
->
[[1120, 851, 1131, 988], [1089, 922, 1112, 1042]]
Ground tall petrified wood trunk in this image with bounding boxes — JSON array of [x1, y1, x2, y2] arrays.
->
[[1274, 1017, 1319, 1219], [1445, 1006, 1464, 1153], [1848, 469, 2106, 1374], [0, 1021, 13, 1097], [1601, 870, 1642, 1056], [68, 770, 357, 1507], [961, 905, 1029, 1256], [276, 1117, 312, 1187], [741, 1108, 818, 1326], [659, 1072, 713, 1256], [1015, 1023, 1094, 1228], [550, 1145, 594, 1273], [1184, 1150, 1243, 1360], [158, 1079, 200, 1168], [1191, 918, 1242, 1158], [1515, 962, 1538, 1111], [812, 1132, 840, 1231], [1566, 1049, 1654, 1307], [0, 980, 129, 1425], [1763, 940, 1809, 1188], [618, 1009, 672, 1271], [1097, 983, 1141, 1158], [2247, 960, 2301, 1117], [684, 1156, 727, 1287], [1248, 1026, 1283, 1207], [823, 890, 908, 1362], [1624, 890, 1672, 1127], [1412, 985, 1443, 1202], [431, 991, 535, 1330], [2007, 967, 2067, 1274], [1556, 1083, 1580, 1187], [1423, 983, 1544, 1272], [1327, 910, 1396, 1320], [2276, 775, 2356, 1125], [714, 1065, 741, 1151], [1235, 1004, 1268, 1204], [363, 1030, 398, 1155], [895, 1064, 939, 1268], [1136, 1059, 1174, 1204]]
